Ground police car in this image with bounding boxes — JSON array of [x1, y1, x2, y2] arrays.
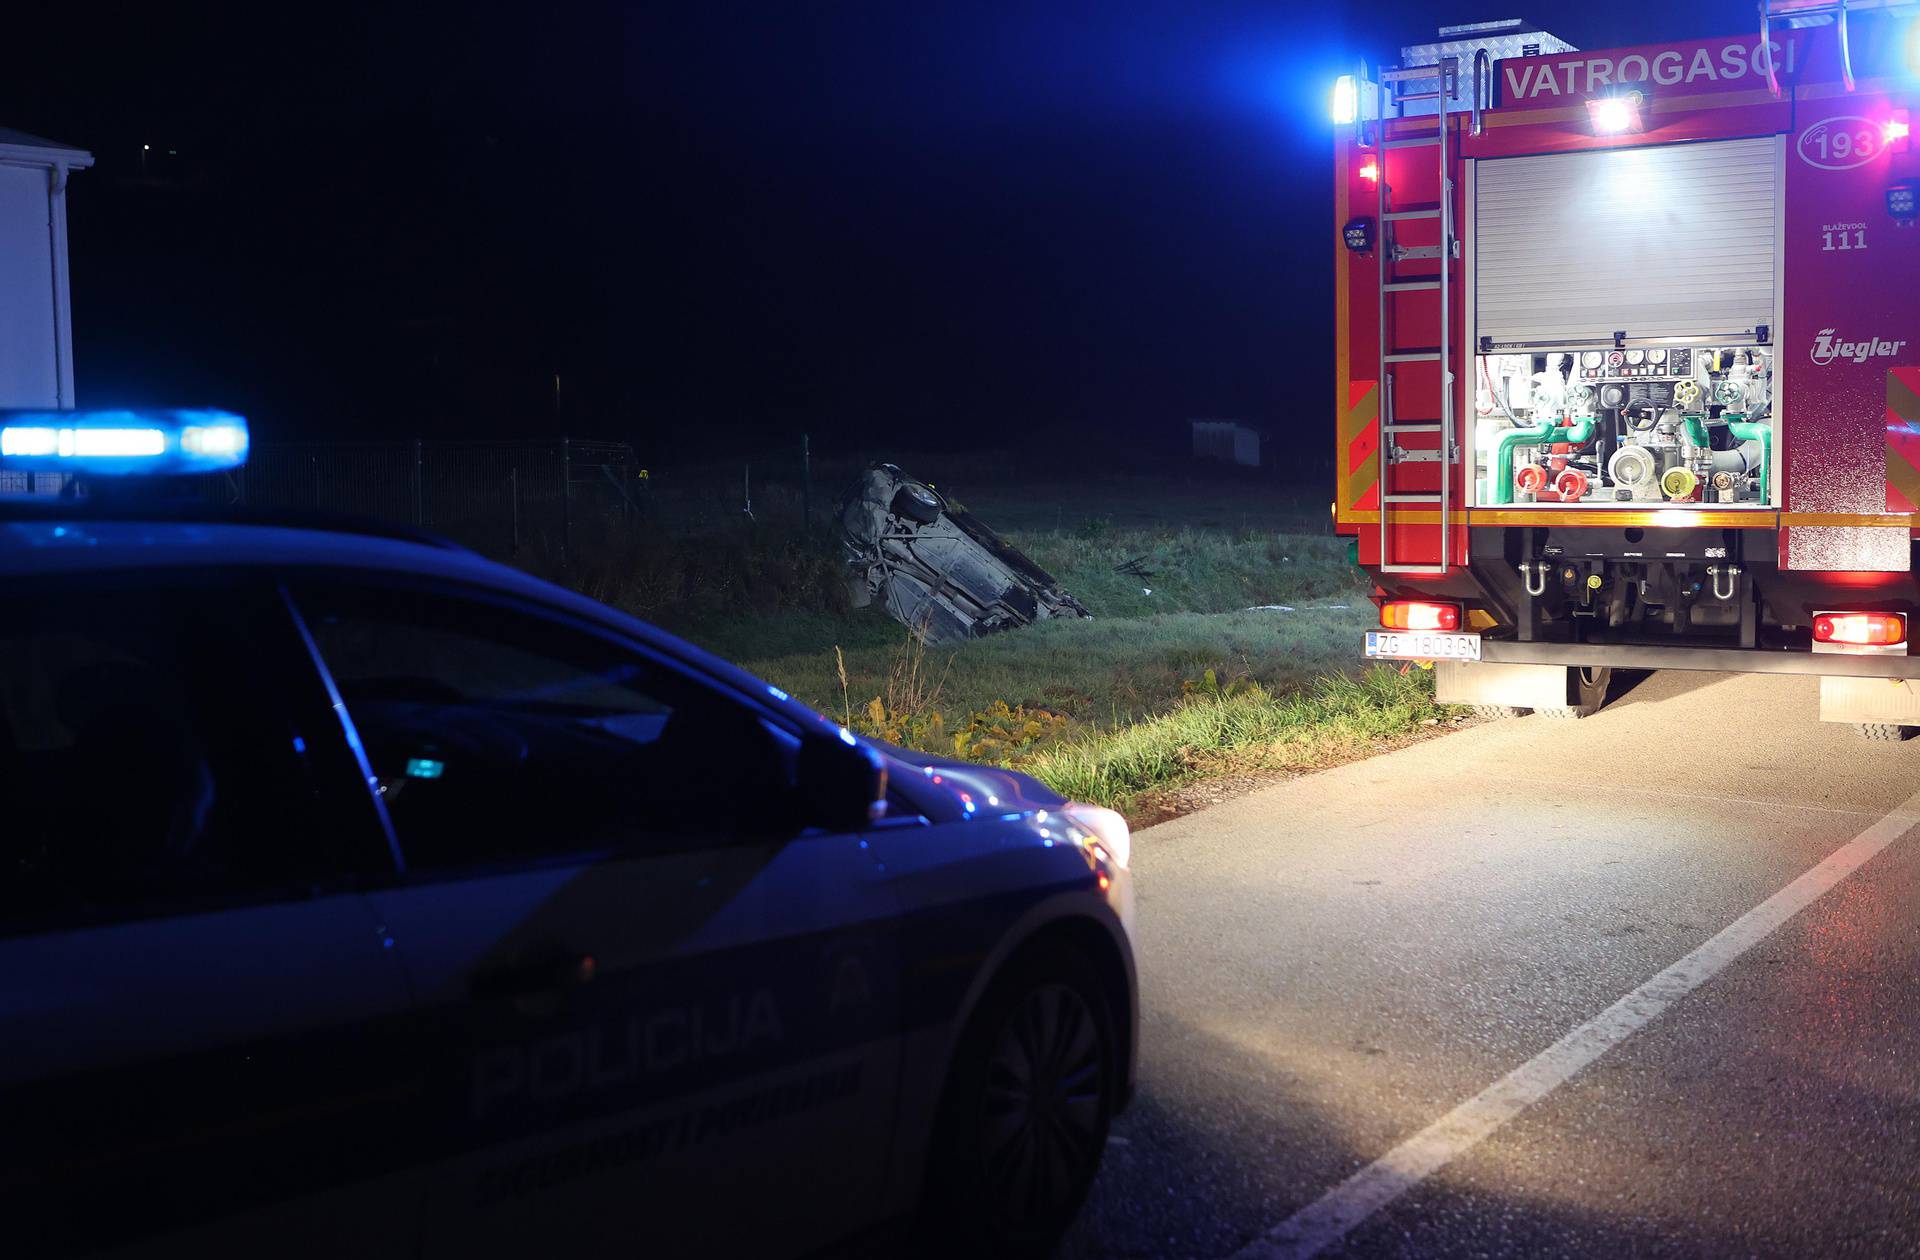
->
[[0, 411, 1136, 1259]]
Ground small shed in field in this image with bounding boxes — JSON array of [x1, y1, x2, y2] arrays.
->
[[1189, 420, 1260, 467]]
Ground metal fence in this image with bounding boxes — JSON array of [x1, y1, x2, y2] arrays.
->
[[212, 437, 644, 559]]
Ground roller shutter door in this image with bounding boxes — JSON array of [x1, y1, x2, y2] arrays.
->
[[1473, 136, 1780, 347]]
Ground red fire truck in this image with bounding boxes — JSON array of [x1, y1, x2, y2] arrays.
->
[[1332, 2, 1920, 733]]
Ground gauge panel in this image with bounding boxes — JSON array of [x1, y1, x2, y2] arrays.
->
[[1574, 346, 1708, 381]]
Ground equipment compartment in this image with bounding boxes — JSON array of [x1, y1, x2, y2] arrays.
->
[[1473, 346, 1774, 508]]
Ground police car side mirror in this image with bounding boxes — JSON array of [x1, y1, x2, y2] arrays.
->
[[796, 732, 888, 833]]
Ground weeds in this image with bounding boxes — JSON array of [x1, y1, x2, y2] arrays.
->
[[833, 645, 852, 729], [848, 630, 955, 750], [1021, 667, 1442, 810], [951, 702, 1069, 760]]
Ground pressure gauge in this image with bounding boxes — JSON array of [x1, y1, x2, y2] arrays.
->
[[1606, 350, 1625, 369], [1647, 348, 1667, 365], [1625, 349, 1646, 365], [1581, 351, 1604, 368]]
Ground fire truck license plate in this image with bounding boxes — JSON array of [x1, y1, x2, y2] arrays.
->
[[1364, 631, 1480, 661]]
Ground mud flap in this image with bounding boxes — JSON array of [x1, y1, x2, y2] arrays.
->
[[1434, 660, 1576, 711], [1818, 676, 1920, 726]]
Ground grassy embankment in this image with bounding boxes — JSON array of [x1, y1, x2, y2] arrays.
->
[[563, 468, 1445, 818]]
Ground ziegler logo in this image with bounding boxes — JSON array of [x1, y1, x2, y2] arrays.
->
[[1810, 329, 1909, 366]]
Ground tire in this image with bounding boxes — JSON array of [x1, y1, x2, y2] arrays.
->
[[1853, 723, 1914, 742], [891, 482, 944, 525], [922, 946, 1118, 1259], [1540, 666, 1611, 720]]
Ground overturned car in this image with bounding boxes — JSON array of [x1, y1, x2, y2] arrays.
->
[[839, 463, 1092, 644]]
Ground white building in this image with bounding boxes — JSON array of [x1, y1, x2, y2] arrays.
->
[[0, 127, 92, 409]]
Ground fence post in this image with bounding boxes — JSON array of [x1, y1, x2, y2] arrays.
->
[[561, 435, 573, 566], [802, 433, 812, 530], [411, 437, 424, 526]]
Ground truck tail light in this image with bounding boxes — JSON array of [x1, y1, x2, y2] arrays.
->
[[1812, 612, 1907, 647], [1381, 601, 1461, 632]]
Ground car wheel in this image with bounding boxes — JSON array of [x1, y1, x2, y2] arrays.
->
[[1853, 723, 1914, 742], [924, 948, 1116, 1259], [890, 482, 944, 525]]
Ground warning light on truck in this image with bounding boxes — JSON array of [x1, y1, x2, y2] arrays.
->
[[1812, 612, 1907, 648], [1586, 91, 1644, 136], [1380, 601, 1461, 632], [1331, 75, 1359, 125]]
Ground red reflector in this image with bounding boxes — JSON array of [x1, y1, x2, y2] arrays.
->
[[1381, 601, 1461, 632], [1812, 612, 1906, 647]]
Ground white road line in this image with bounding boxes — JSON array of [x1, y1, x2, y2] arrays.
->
[[1230, 784, 1920, 1260]]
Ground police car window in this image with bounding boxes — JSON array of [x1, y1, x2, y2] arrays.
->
[[0, 585, 360, 928], [298, 586, 793, 869]]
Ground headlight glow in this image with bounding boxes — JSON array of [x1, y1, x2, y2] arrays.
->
[[1063, 802, 1130, 871]]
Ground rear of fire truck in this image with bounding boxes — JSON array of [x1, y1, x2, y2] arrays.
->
[[1331, 3, 1920, 733]]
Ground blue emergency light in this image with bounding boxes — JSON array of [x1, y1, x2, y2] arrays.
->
[[0, 408, 249, 476]]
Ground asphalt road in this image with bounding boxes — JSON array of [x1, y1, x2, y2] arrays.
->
[[1068, 670, 1920, 1259]]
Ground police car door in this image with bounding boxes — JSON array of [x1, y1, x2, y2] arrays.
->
[[0, 574, 418, 1259], [290, 581, 904, 1259]]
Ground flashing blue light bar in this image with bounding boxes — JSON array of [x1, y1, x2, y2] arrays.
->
[[0, 408, 249, 475], [1330, 75, 1359, 125]]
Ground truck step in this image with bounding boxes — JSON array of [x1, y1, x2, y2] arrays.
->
[[1385, 349, 1442, 362], [1383, 278, 1442, 292], [1386, 136, 1441, 149], [1383, 206, 1441, 221], [1383, 494, 1444, 504], [1384, 422, 1442, 433]]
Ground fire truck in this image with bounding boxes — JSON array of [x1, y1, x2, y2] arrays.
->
[[1331, 1, 1920, 733]]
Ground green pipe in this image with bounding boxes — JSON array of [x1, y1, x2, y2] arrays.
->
[[1680, 414, 1712, 450], [1725, 417, 1772, 504], [1491, 424, 1555, 505], [1490, 417, 1598, 505], [1558, 416, 1598, 446]]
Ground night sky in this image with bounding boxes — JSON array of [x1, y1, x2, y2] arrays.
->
[[6, 2, 1755, 455]]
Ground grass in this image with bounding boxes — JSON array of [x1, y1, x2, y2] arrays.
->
[[749, 607, 1372, 734], [1021, 668, 1443, 807], [540, 462, 1456, 821]]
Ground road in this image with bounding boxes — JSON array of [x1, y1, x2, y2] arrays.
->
[[1069, 670, 1920, 1258]]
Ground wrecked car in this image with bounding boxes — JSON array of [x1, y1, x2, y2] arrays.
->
[[839, 463, 1092, 644]]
